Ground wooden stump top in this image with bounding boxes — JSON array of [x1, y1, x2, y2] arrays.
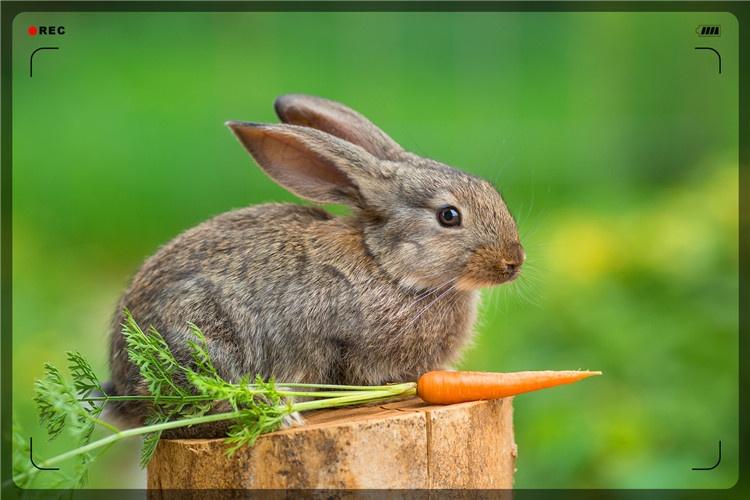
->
[[148, 397, 516, 490]]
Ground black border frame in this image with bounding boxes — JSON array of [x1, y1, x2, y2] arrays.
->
[[1, 1, 747, 498]]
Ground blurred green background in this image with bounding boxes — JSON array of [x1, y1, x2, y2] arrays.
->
[[11, 11, 738, 489]]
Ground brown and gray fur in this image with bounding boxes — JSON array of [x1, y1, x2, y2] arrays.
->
[[107, 95, 524, 436]]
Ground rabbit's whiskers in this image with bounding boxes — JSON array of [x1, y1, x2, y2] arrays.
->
[[402, 279, 458, 331], [411, 276, 460, 306]]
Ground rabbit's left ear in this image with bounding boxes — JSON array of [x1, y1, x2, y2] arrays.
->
[[274, 94, 405, 161], [226, 121, 382, 207]]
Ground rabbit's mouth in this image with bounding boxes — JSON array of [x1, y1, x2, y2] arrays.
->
[[457, 268, 521, 290], [496, 266, 522, 283], [457, 244, 524, 290]]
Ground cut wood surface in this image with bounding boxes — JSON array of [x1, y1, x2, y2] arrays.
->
[[147, 397, 516, 490]]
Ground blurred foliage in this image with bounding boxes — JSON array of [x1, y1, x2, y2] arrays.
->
[[10, 11, 738, 489]]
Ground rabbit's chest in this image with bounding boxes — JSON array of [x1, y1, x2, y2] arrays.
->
[[334, 287, 480, 383], [397, 289, 479, 355]]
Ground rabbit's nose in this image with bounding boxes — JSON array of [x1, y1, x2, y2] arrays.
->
[[503, 261, 519, 273], [499, 260, 521, 276], [500, 244, 525, 274]]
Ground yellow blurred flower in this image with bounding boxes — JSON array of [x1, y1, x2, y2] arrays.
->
[[542, 165, 737, 283], [545, 218, 618, 283]]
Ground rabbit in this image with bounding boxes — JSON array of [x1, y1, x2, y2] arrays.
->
[[106, 94, 524, 437]]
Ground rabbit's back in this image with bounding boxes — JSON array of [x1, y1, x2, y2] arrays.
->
[[110, 204, 342, 393]]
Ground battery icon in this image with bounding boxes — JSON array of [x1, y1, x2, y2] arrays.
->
[[697, 25, 721, 36]]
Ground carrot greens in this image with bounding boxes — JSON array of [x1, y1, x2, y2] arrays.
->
[[11, 311, 416, 489]]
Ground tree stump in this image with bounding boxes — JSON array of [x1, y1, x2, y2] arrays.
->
[[147, 397, 516, 490]]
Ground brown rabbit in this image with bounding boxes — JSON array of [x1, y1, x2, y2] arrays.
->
[[107, 95, 524, 434]]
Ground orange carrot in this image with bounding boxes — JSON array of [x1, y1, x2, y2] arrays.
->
[[416, 370, 602, 404]]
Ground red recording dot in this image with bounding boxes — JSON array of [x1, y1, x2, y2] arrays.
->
[[28, 25, 38, 36]]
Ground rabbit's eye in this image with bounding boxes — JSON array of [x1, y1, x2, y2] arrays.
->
[[437, 206, 462, 227]]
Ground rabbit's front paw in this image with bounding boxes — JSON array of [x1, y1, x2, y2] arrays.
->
[[281, 411, 305, 428]]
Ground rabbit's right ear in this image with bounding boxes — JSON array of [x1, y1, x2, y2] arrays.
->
[[226, 121, 379, 206], [274, 94, 405, 161]]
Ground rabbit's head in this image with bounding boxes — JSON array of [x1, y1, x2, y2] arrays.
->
[[227, 95, 523, 292]]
